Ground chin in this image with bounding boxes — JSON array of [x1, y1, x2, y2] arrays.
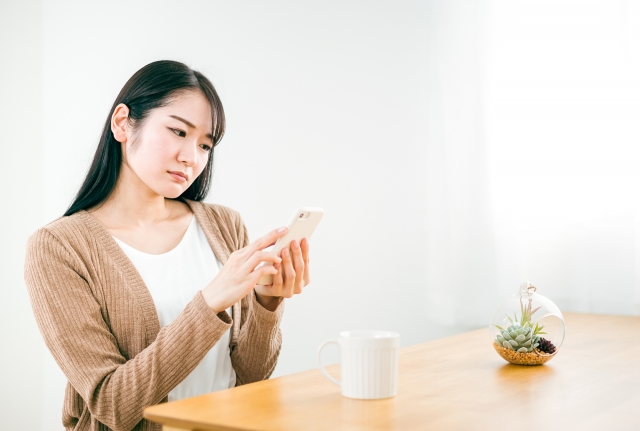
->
[[153, 184, 189, 199], [165, 191, 184, 199]]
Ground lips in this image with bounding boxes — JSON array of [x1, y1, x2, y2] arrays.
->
[[168, 171, 188, 182]]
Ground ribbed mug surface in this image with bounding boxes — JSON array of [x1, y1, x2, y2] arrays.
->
[[318, 330, 400, 399]]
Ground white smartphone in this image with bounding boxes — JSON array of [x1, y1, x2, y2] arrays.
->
[[257, 207, 324, 286]]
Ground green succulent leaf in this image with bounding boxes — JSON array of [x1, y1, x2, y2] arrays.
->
[[496, 322, 539, 354], [503, 341, 514, 350]]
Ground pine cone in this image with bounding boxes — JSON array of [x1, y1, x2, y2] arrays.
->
[[537, 337, 556, 354]]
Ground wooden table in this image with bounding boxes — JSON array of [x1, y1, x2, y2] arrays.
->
[[144, 312, 640, 431]]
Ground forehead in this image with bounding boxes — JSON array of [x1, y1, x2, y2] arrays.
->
[[153, 90, 212, 132]]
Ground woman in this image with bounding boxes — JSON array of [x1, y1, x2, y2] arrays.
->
[[24, 60, 310, 431]]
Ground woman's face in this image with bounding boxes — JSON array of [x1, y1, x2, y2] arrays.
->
[[120, 90, 214, 199]]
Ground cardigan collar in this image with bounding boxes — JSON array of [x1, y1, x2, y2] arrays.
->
[[76, 199, 234, 345]]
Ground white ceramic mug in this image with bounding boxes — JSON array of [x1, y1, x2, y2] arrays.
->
[[318, 330, 400, 399]]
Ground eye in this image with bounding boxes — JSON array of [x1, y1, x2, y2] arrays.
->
[[169, 128, 186, 138], [200, 144, 213, 152]]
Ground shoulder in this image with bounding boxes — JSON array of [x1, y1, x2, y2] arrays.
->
[[40, 211, 91, 235], [28, 212, 90, 247], [202, 201, 243, 222], [187, 200, 244, 228], [26, 211, 102, 264], [25, 212, 97, 278], [185, 200, 249, 249]]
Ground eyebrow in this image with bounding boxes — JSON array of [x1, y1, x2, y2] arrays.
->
[[169, 115, 214, 142]]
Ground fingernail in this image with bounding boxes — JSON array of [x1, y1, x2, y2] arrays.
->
[[277, 227, 287, 233], [283, 248, 289, 257], [292, 241, 299, 249]]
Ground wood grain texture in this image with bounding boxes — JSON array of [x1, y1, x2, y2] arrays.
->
[[146, 312, 640, 431]]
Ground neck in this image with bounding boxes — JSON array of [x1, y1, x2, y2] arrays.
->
[[94, 163, 174, 228]]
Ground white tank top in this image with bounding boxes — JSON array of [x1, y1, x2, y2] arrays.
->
[[113, 215, 236, 401]]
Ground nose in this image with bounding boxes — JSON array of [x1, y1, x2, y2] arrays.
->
[[178, 140, 198, 167]]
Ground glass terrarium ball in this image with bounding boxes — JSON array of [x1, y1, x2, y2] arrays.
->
[[489, 282, 565, 365]]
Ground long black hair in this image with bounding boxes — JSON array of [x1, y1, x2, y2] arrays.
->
[[64, 60, 225, 216]]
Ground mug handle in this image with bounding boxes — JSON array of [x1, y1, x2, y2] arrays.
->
[[318, 338, 341, 386]]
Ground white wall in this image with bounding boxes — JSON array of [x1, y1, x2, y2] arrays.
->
[[421, 0, 640, 327], [0, 1, 44, 430], [483, 1, 640, 315]]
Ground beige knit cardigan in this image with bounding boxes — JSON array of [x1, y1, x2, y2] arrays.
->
[[24, 200, 284, 431]]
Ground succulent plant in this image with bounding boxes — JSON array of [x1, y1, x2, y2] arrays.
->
[[494, 296, 547, 353], [496, 324, 539, 353], [537, 338, 556, 354]]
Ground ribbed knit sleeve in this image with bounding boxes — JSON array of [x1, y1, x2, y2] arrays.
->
[[25, 228, 232, 431], [232, 290, 284, 385], [229, 214, 285, 385]]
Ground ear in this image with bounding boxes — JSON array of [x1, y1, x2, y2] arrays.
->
[[111, 103, 130, 143]]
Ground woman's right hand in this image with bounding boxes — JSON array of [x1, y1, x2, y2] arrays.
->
[[201, 227, 287, 313]]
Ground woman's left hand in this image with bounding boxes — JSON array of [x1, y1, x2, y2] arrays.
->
[[254, 238, 310, 311]]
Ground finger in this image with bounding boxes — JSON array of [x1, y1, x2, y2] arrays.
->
[[301, 238, 311, 286], [248, 262, 278, 286], [242, 227, 288, 256], [290, 240, 305, 294], [272, 261, 284, 292], [281, 247, 296, 298], [241, 250, 282, 274], [255, 283, 276, 297]]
